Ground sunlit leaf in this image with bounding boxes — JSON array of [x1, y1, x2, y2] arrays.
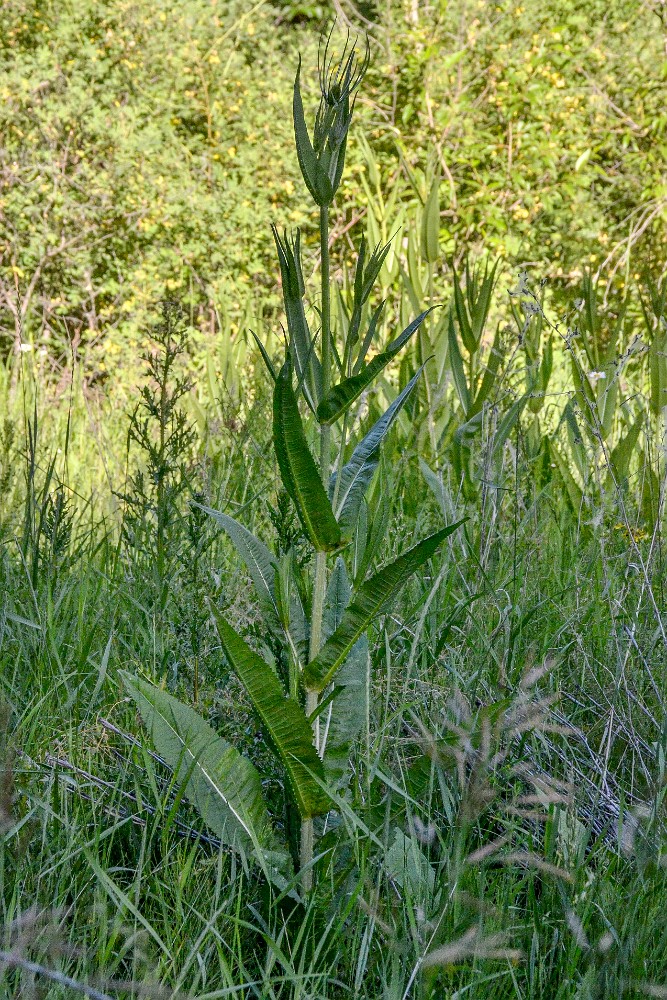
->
[[317, 309, 434, 424], [304, 524, 464, 693], [211, 607, 330, 820], [121, 673, 288, 872], [273, 364, 342, 551]]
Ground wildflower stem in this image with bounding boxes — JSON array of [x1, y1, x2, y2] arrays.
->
[[301, 202, 333, 891]]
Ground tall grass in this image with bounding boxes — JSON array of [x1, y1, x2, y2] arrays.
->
[[2, 29, 667, 1000]]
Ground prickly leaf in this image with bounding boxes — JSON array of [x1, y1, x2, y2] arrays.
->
[[317, 309, 434, 424], [211, 607, 330, 820], [304, 524, 464, 693], [274, 365, 342, 552]]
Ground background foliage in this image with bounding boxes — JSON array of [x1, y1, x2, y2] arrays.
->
[[2, 0, 666, 384]]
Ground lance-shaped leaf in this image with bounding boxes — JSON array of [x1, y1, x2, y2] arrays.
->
[[551, 444, 583, 513], [273, 364, 342, 552], [197, 505, 278, 622], [470, 258, 499, 345], [304, 524, 464, 693], [320, 559, 369, 789], [353, 299, 385, 375], [469, 324, 504, 417], [609, 413, 643, 481], [273, 227, 322, 409], [121, 673, 286, 868], [452, 265, 477, 355], [421, 170, 441, 264], [250, 331, 277, 383], [492, 394, 529, 458], [448, 309, 471, 415], [331, 366, 425, 536], [317, 308, 434, 425], [347, 237, 391, 350], [210, 607, 330, 820], [293, 57, 333, 207], [198, 505, 306, 671]]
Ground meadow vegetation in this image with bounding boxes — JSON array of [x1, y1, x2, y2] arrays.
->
[[2, 2, 667, 998]]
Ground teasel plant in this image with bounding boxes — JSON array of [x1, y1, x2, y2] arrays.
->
[[121, 31, 463, 893]]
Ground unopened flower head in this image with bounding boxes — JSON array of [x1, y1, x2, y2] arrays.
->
[[293, 32, 369, 207]]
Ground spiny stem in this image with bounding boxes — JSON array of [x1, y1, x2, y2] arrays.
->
[[301, 201, 333, 890]]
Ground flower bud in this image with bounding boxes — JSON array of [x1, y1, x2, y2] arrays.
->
[[292, 33, 369, 207]]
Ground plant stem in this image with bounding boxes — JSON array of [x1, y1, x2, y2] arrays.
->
[[301, 202, 332, 891]]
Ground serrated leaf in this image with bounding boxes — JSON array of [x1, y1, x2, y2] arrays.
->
[[304, 524, 464, 693], [331, 367, 425, 536], [211, 607, 330, 820], [273, 364, 342, 552], [197, 505, 278, 621], [293, 58, 333, 207], [317, 309, 434, 424], [121, 673, 285, 866], [320, 559, 369, 789]]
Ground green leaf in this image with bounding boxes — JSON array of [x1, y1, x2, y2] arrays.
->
[[469, 324, 503, 416], [120, 673, 286, 868], [452, 266, 476, 354], [353, 299, 385, 375], [420, 171, 441, 264], [551, 445, 583, 513], [320, 559, 369, 789], [331, 366, 425, 536], [210, 607, 330, 821], [273, 364, 342, 552], [197, 505, 278, 621], [609, 413, 643, 480], [386, 829, 435, 895], [272, 227, 322, 409], [448, 309, 471, 415], [293, 58, 333, 207], [317, 309, 434, 424], [599, 371, 619, 440], [470, 259, 499, 344], [250, 331, 277, 383], [304, 524, 464, 693], [492, 394, 528, 458]]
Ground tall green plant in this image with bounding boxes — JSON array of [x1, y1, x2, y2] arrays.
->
[[122, 34, 462, 892]]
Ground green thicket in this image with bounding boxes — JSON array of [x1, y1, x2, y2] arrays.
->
[[2, 0, 666, 379]]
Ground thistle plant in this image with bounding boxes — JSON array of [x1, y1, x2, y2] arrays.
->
[[121, 34, 462, 893]]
